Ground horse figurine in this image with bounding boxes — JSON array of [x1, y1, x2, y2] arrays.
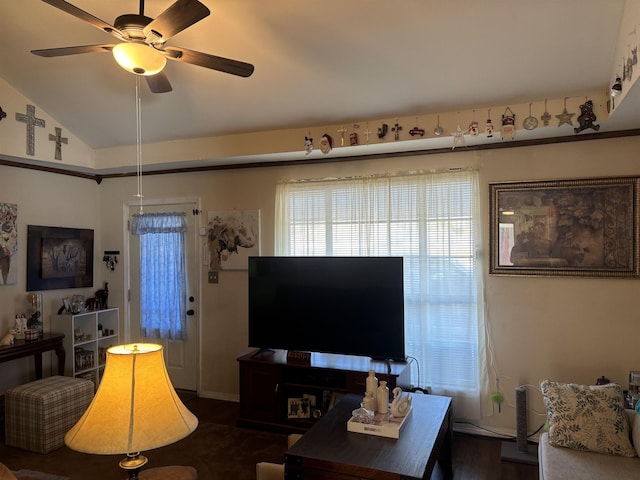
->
[[390, 387, 412, 417]]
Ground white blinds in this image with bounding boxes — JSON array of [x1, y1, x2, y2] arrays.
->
[[275, 169, 486, 419]]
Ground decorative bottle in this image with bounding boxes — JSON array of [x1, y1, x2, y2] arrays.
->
[[376, 380, 389, 414], [366, 370, 378, 404], [363, 391, 376, 412]]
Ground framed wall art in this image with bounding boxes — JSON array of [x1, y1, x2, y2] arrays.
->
[[206, 210, 260, 271], [489, 176, 640, 278], [0, 203, 18, 286], [27, 225, 94, 290]]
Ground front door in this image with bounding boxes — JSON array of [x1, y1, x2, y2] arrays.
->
[[128, 200, 199, 391]]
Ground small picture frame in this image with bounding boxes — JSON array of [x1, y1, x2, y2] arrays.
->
[[287, 397, 311, 419]]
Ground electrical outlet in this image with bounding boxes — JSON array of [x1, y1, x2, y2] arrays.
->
[[208, 271, 219, 284]]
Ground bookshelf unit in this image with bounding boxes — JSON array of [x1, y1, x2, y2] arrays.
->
[[51, 308, 119, 389], [237, 349, 410, 433]]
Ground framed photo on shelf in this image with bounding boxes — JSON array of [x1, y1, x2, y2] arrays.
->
[[489, 176, 640, 278], [287, 397, 311, 419], [27, 225, 94, 290]]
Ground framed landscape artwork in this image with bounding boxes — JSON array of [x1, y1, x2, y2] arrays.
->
[[27, 225, 94, 290], [489, 176, 640, 278]]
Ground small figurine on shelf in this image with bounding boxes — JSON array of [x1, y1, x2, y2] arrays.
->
[[0, 330, 15, 346], [14, 315, 27, 340]]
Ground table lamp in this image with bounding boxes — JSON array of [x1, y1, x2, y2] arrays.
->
[[64, 343, 198, 478]]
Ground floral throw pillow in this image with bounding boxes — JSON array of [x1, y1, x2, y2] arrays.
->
[[540, 380, 636, 457]]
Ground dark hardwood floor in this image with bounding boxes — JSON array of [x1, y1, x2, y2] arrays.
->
[[0, 395, 538, 479]]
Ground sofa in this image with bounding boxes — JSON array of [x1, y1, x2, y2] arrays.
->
[[538, 381, 640, 480]]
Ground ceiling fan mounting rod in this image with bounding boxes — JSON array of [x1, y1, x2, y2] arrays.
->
[[139, 0, 145, 16]]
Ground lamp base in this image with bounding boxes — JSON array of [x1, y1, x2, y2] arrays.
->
[[120, 452, 149, 479]]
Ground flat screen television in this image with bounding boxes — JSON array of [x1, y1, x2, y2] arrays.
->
[[248, 256, 406, 361]]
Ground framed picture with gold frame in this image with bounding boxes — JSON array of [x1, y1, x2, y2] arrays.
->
[[489, 176, 640, 278]]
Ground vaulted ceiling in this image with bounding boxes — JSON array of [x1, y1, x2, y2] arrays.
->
[[0, 0, 637, 168]]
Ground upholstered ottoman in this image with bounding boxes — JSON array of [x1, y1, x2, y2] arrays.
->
[[5, 376, 94, 454]]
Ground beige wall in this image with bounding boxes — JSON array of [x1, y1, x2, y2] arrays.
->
[[2, 135, 639, 435]]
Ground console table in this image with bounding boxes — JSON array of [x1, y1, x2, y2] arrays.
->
[[0, 333, 65, 379], [285, 392, 453, 480]]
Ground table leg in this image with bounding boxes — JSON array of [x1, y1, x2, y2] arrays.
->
[[34, 352, 43, 379], [54, 343, 66, 376], [438, 410, 454, 479]]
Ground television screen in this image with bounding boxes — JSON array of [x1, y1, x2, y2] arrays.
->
[[248, 256, 405, 361]]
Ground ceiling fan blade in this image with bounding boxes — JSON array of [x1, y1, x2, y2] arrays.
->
[[41, 0, 123, 40], [146, 71, 173, 93], [31, 44, 115, 57], [143, 0, 210, 43], [163, 46, 254, 78]]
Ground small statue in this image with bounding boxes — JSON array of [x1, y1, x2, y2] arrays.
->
[[0, 330, 15, 346], [390, 387, 412, 417], [95, 282, 109, 310], [574, 100, 600, 134], [14, 315, 27, 340]]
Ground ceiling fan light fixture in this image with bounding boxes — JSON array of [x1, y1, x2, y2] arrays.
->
[[112, 42, 166, 76]]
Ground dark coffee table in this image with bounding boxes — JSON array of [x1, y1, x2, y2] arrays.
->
[[285, 392, 453, 479]]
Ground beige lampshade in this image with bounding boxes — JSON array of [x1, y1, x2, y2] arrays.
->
[[112, 42, 167, 76], [65, 343, 198, 455]]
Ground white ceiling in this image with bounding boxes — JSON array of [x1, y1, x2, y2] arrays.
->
[[0, 0, 637, 163]]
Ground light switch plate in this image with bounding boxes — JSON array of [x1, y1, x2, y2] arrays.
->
[[208, 271, 219, 284]]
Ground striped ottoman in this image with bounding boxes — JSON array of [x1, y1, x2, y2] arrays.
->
[[5, 376, 94, 453]]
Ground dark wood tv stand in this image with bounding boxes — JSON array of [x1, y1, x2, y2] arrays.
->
[[237, 349, 411, 432]]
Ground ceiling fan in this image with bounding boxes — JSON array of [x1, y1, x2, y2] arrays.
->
[[31, 0, 254, 93]]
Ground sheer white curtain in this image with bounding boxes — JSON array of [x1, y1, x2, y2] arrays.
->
[[275, 169, 487, 419], [131, 212, 188, 340]]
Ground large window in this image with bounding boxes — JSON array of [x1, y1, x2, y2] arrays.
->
[[275, 169, 485, 418]]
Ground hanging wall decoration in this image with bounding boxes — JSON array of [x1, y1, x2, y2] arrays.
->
[[556, 97, 575, 127], [501, 107, 516, 140], [541, 99, 552, 126], [337, 126, 348, 147], [485, 109, 494, 137], [49, 127, 68, 161], [350, 123, 359, 145], [206, 210, 260, 271], [377, 122, 388, 139], [433, 115, 444, 136], [451, 124, 466, 150], [363, 123, 372, 144], [304, 135, 313, 156], [522, 103, 538, 131], [0, 203, 18, 286], [15, 104, 45, 156], [574, 99, 600, 134], [319, 133, 333, 154], [0, 106, 6, 122], [468, 110, 479, 136], [392, 120, 403, 140], [409, 117, 425, 136]]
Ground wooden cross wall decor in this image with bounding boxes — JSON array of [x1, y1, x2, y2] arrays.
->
[[49, 127, 68, 160], [16, 104, 45, 156]]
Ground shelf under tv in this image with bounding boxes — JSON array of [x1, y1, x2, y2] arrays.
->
[[237, 349, 411, 433]]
